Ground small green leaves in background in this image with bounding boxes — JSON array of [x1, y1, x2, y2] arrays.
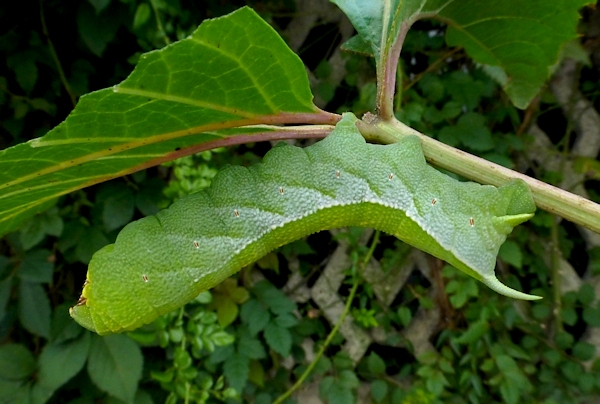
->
[[18, 249, 53, 284], [211, 280, 299, 395], [363, 352, 391, 403], [439, 112, 494, 152], [0, 343, 36, 401], [162, 151, 220, 202], [319, 370, 360, 404], [3, 245, 56, 339], [18, 281, 51, 339], [581, 283, 600, 327], [499, 240, 524, 269], [77, 1, 123, 57], [209, 278, 250, 328], [396, 306, 413, 327], [37, 332, 90, 398], [416, 351, 452, 397], [367, 352, 386, 376], [132, 3, 152, 31], [370, 379, 388, 403], [351, 306, 379, 328], [492, 353, 533, 404], [148, 291, 236, 403], [240, 299, 270, 337], [442, 265, 479, 309], [19, 208, 63, 250], [0, 306, 145, 403], [251, 280, 298, 357], [96, 182, 135, 232], [0, 173, 163, 403], [256, 252, 280, 275], [264, 319, 294, 358]]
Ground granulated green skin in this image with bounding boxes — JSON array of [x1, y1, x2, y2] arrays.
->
[[70, 113, 538, 335]]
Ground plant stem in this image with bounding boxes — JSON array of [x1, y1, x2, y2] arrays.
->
[[403, 47, 462, 92], [149, 0, 170, 46], [363, 230, 380, 268], [362, 117, 600, 234], [273, 231, 380, 403], [273, 280, 359, 404], [377, 22, 409, 120], [39, 0, 77, 108], [91, 125, 337, 181], [176, 306, 191, 404], [394, 59, 404, 113]]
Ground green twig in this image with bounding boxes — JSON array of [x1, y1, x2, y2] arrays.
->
[[175, 306, 192, 404], [358, 117, 600, 235], [363, 230, 380, 268], [273, 231, 380, 403], [394, 57, 404, 113], [39, 0, 77, 107], [273, 280, 359, 404], [402, 47, 462, 92], [377, 22, 409, 120], [150, 0, 170, 46]]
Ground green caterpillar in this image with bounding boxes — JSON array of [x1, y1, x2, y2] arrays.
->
[[70, 113, 538, 335]]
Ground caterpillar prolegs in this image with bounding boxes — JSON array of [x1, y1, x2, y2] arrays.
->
[[70, 113, 538, 335]]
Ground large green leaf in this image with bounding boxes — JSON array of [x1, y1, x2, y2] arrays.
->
[[0, 6, 324, 236], [333, 0, 591, 108]]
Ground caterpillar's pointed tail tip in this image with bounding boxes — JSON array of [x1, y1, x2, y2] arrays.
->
[[502, 212, 535, 228], [482, 276, 542, 301]]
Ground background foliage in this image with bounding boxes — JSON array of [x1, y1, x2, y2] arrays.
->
[[2, 0, 600, 403]]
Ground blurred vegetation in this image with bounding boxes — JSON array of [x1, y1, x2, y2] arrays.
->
[[2, 0, 600, 403]]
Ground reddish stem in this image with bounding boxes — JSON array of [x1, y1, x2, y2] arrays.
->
[[79, 127, 335, 188], [377, 22, 410, 120]]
